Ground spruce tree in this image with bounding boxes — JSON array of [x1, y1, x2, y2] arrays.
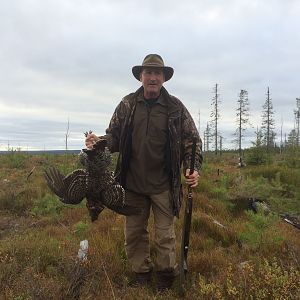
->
[[234, 89, 250, 163], [261, 87, 276, 152]]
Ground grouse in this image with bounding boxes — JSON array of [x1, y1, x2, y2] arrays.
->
[[44, 135, 141, 221]]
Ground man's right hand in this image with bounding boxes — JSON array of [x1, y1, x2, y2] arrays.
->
[[85, 133, 100, 149]]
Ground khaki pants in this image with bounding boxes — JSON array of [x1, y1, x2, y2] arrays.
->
[[124, 190, 176, 273]]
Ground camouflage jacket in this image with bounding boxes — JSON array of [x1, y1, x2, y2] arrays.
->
[[104, 86, 203, 217]]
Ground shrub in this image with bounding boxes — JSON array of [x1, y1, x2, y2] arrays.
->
[[236, 169, 300, 215], [0, 231, 71, 299], [209, 186, 228, 200], [246, 146, 268, 166], [238, 210, 283, 251], [243, 259, 300, 300], [196, 259, 300, 299], [31, 194, 65, 217], [0, 150, 29, 169], [284, 147, 300, 168], [0, 185, 33, 215], [73, 221, 90, 239], [231, 176, 273, 200]]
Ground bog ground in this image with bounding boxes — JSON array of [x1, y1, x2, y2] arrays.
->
[[0, 150, 299, 299]]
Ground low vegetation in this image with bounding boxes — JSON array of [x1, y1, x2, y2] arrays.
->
[[0, 150, 299, 299]]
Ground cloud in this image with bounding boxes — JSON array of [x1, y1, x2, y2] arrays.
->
[[0, 0, 299, 150]]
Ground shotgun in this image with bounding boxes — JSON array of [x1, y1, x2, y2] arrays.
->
[[179, 139, 196, 297]]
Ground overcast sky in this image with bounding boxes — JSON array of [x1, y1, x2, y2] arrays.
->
[[0, 0, 299, 151]]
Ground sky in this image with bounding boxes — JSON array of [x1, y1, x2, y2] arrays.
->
[[0, 0, 299, 151]]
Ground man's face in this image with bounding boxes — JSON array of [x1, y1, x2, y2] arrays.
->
[[140, 67, 165, 99]]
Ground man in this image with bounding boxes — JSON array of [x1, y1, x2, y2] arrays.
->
[[85, 54, 202, 291]]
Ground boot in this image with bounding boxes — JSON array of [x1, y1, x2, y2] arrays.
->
[[156, 269, 175, 292], [128, 270, 152, 287]]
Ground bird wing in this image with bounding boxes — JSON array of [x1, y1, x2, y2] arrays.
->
[[44, 167, 86, 204], [101, 185, 141, 216]]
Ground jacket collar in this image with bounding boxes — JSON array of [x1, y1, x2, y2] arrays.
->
[[133, 86, 180, 114], [136, 89, 167, 107], [161, 86, 180, 114]]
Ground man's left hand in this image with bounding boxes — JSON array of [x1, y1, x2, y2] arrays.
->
[[185, 169, 199, 187]]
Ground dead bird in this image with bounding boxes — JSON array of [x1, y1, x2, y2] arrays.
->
[[44, 137, 141, 221]]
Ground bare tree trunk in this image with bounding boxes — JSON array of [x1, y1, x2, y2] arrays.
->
[[198, 109, 201, 135], [296, 98, 300, 147], [238, 93, 242, 158], [64, 118, 70, 172], [205, 122, 210, 152], [214, 84, 218, 155], [266, 87, 270, 152], [280, 115, 283, 154], [210, 84, 220, 155], [65, 117, 70, 153]]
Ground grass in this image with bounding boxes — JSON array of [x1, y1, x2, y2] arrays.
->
[[0, 151, 299, 299]]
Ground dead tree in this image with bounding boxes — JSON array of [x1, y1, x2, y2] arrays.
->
[[295, 98, 300, 147], [280, 115, 283, 154], [287, 129, 297, 147], [197, 109, 201, 135], [219, 135, 223, 156], [210, 84, 221, 155], [204, 122, 211, 152], [65, 117, 70, 152], [63, 118, 71, 172]]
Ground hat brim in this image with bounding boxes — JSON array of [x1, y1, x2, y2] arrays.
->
[[132, 65, 174, 82]]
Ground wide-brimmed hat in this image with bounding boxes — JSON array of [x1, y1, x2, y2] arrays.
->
[[132, 54, 174, 81]]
